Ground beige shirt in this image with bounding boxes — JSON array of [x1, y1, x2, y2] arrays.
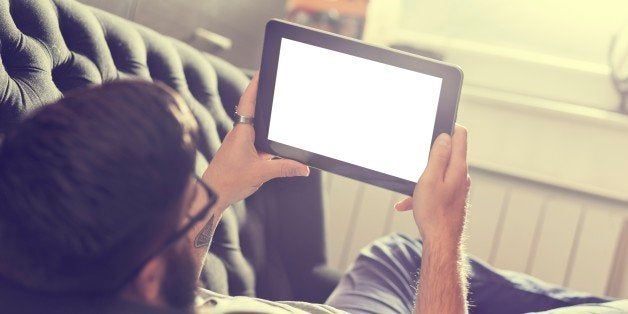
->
[[195, 288, 349, 314]]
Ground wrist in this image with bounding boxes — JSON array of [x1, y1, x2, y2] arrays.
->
[[202, 166, 230, 206], [212, 196, 231, 213], [421, 233, 461, 255]]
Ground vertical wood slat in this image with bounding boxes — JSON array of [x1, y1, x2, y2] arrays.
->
[[336, 184, 365, 270], [529, 198, 583, 286], [609, 220, 628, 298], [465, 175, 508, 261], [492, 187, 545, 272], [487, 189, 512, 264], [342, 185, 396, 270], [561, 207, 587, 287], [567, 205, 626, 295], [324, 174, 363, 269], [525, 200, 550, 274]]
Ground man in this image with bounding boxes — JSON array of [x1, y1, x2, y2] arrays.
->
[[0, 76, 619, 314]]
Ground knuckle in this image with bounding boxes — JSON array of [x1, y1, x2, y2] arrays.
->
[[418, 173, 431, 184], [418, 176, 436, 189], [280, 164, 300, 177], [432, 150, 449, 163], [435, 150, 449, 160], [290, 168, 300, 177], [280, 164, 291, 177]]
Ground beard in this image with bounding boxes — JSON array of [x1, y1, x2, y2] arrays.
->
[[160, 244, 197, 311]]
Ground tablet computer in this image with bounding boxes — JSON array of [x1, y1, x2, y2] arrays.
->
[[255, 19, 463, 196]]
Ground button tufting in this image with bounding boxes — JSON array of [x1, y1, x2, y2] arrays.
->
[[0, 0, 326, 303], [0, 1, 254, 298]]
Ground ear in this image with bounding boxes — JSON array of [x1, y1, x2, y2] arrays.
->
[[120, 256, 167, 306]]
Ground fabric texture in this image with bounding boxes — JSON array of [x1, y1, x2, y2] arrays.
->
[[195, 288, 348, 314], [325, 233, 614, 314], [0, 0, 337, 303], [530, 300, 628, 313]]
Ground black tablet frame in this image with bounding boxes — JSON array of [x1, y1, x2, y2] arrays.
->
[[255, 19, 463, 196]]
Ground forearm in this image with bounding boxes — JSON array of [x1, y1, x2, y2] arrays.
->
[[415, 238, 468, 314], [187, 199, 230, 279]]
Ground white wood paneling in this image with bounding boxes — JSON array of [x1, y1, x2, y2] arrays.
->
[[324, 169, 628, 298], [492, 187, 545, 272], [528, 198, 583, 286]]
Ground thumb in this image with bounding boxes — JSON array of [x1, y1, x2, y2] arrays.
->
[[259, 158, 310, 182], [424, 133, 452, 180]]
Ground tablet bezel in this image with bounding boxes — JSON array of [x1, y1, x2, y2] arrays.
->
[[255, 19, 463, 196]]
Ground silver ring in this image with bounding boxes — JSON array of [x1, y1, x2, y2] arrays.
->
[[234, 113, 254, 126]]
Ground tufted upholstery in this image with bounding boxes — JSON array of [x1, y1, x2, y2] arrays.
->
[[0, 0, 338, 303]]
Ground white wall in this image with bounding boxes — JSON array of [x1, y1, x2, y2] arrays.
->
[[398, 0, 628, 65]]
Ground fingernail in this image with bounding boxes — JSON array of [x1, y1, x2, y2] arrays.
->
[[437, 134, 451, 147], [301, 167, 310, 176], [394, 202, 401, 210]]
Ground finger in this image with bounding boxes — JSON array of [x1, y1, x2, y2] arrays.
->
[[423, 133, 452, 182], [258, 158, 310, 182], [394, 197, 413, 211], [445, 125, 468, 181], [236, 72, 260, 117]]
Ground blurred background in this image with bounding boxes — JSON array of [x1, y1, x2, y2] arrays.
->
[[80, 0, 628, 299]]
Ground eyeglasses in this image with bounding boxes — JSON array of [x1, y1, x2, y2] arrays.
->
[[108, 174, 218, 292]]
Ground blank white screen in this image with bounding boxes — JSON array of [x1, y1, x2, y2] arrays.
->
[[268, 38, 443, 182]]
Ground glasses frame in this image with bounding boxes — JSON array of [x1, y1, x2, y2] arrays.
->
[[110, 174, 218, 292]]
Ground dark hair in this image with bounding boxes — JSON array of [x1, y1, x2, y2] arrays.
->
[[0, 80, 199, 294]]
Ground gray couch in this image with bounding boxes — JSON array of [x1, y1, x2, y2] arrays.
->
[[0, 0, 339, 303]]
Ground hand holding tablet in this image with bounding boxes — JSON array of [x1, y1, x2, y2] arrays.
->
[[254, 20, 463, 195]]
